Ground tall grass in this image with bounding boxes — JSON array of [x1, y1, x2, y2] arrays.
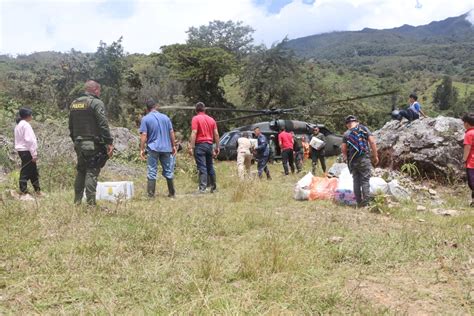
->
[[0, 160, 473, 314]]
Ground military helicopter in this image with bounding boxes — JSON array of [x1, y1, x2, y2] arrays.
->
[[160, 90, 397, 160]]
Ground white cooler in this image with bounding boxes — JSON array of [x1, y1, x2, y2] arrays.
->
[[95, 181, 134, 201]]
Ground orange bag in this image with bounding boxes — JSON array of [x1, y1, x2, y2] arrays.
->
[[308, 177, 339, 201]]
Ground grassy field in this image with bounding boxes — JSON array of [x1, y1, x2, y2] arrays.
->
[[1, 157, 473, 314]]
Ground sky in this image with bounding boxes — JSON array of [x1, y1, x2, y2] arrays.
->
[[0, 0, 473, 55]]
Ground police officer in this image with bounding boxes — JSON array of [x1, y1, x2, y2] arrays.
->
[[69, 80, 114, 205], [341, 115, 378, 207], [253, 127, 271, 180]]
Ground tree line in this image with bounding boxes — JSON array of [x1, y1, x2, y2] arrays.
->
[[0, 20, 473, 134]]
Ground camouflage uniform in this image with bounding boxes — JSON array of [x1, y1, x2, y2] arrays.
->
[[69, 93, 113, 205], [343, 124, 372, 207], [293, 136, 304, 173]]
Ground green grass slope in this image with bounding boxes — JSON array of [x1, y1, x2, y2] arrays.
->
[[1, 158, 473, 314]]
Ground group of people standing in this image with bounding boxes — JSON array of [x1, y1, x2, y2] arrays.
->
[[276, 126, 327, 176], [14, 84, 474, 209], [13, 80, 222, 205], [236, 127, 272, 180]]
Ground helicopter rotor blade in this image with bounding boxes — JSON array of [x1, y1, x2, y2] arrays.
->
[[216, 113, 271, 124], [284, 90, 399, 112], [160, 105, 264, 114]]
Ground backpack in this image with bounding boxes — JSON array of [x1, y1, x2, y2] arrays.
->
[[346, 125, 369, 162]]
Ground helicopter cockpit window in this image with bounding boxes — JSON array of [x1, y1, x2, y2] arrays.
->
[[219, 134, 232, 146]]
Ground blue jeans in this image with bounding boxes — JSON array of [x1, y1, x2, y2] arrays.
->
[[147, 151, 173, 180], [194, 143, 215, 176]]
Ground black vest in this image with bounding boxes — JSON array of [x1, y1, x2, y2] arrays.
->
[[69, 96, 100, 139]]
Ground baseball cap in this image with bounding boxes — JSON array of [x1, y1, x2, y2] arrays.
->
[[345, 115, 358, 124]]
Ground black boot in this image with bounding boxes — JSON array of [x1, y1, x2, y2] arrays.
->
[[266, 170, 272, 180], [209, 175, 217, 193], [147, 179, 156, 198], [166, 178, 175, 198], [198, 173, 207, 193]]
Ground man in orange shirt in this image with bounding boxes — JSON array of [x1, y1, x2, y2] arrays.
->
[[278, 127, 295, 175], [189, 102, 220, 193]]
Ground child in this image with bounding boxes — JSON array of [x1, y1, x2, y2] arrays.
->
[[462, 113, 474, 207], [14, 108, 43, 199]]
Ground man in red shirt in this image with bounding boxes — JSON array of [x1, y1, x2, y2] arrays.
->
[[189, 102, 220, 193], [278, 127, 295, 175], [462, 113, 474, 206]]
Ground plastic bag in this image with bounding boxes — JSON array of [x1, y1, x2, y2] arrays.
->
[[308, 177, 339, 201], [334, 189, 357, 206], [337, 168, 353, 190], [294, 172, 313, 200], [327, 163, 348, 178], [369, 177, 388, 195]]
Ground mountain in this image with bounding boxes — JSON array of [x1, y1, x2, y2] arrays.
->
[[285, 13, 474, 81]]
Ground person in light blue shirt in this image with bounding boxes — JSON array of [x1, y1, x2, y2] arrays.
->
[[139, 98, 177, 198], [395, 93, 427, 122]]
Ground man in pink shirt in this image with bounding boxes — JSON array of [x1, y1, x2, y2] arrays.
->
[[14, 108, 43, 198], [278, 127, 295, 175], [188, 102, 220, 193]]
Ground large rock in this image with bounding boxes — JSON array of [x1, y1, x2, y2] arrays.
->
[[0, 121, 139, 171], [374, 116, 464, 180]]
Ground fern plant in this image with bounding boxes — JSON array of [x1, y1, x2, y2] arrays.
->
[[401, 162, 420, 178]]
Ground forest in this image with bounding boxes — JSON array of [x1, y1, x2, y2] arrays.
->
[[0, 16, 473, 135]]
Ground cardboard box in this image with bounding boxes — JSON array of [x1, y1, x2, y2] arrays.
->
[[96, 181, 134, 202]]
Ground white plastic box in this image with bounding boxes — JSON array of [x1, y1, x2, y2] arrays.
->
[[96, 181, 134, 202]]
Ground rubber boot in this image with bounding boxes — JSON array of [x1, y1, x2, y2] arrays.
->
[[209, 174, 217, 193], [198, 173, 207, 193], [266, 170, 272, 180], [166, 178, 175, 198], [147, 179, 156, 198]]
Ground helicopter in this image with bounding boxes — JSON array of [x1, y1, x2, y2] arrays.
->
[[159, 90, 398, 161], [215, 119, 340, 160]]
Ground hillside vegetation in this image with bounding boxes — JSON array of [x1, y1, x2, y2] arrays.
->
[[285, 13, 474, 82], [0, 15, 473, 135]]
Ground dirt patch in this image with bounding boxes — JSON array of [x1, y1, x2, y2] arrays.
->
[[345, 264, 471, 314]]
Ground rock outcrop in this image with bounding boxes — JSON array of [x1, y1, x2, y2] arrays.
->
[[374, 116, 464, 180], [0, 121, 139, 171]]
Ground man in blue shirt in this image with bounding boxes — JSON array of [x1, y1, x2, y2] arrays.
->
[[253, 127, 271, 180], [139, 98, 177, 198], [394, 93, 427, 122]]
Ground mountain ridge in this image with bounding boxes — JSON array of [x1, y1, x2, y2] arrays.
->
[[284, 13, 473, 80]]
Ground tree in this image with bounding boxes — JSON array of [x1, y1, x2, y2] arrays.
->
[[160, 44, 237, 107], [93, 37, 126, 119], [240, 39, 306, 108], [186, 20, 254, 57], [53, 49, 93, 109], [94, 37, 125, 87], [433, 76, 458, 111]]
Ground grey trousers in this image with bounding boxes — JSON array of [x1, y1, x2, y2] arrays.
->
[[350, 156, 372, 206]]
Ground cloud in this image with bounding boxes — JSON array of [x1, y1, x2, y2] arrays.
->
[[0, 0, 473, 55], [98, 0, 136, 19], [467, 9, 474, 25]]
